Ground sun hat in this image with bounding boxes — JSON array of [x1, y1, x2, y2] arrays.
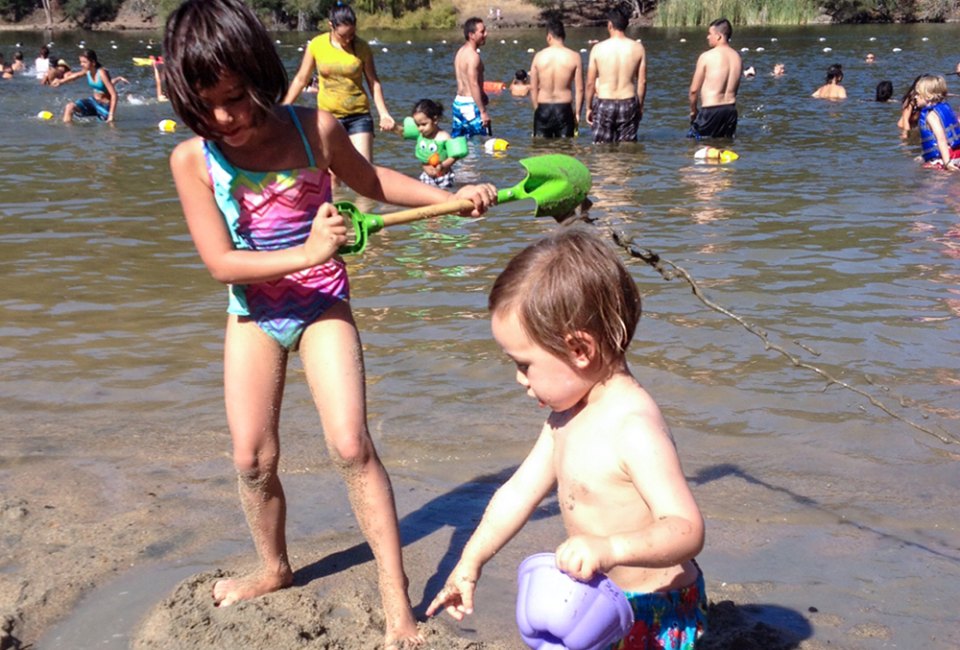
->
[[516, 553, 634, 650]]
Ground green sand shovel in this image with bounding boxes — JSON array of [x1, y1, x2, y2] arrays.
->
[[337, 153, 591, 255]]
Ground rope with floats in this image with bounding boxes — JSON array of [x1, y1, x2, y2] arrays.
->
[[608, 229, 960, 447]]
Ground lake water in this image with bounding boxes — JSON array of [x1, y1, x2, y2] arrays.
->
[[1, 21, 958, 649]]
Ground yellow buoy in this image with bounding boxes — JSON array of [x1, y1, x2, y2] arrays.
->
[[37, 110, 54, 120], [483, 138, 510, 153], [694, 146, 738, 163], [158, 119, 177, 133]]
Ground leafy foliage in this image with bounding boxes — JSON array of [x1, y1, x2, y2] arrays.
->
[[2, 0, 959, 28], [62, 0, 122, 26], [0, 0, 38, 21], [821, 0, 959, 21], [357, 0, 457, 28]]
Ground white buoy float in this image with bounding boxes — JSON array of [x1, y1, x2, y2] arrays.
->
[[158, 119, 177, 133], [37, 110, 53, 120]]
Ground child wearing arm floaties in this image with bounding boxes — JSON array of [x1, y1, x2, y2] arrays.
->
[[400, 99, 468, 188], [914, 74, 960, 170]]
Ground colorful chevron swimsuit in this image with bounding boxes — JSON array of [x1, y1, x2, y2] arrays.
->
[[203, 105, 349, 350]]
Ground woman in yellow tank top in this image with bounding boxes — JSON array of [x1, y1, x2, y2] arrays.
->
[[284, 4, 395, 165]]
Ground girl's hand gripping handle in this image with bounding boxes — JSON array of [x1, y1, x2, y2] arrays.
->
[[304, 203, 348, 265]]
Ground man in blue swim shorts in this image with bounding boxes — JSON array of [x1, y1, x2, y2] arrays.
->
[[585, 7, 646, 143], [452, 17, 490, 137], [688, 18, 741, 139]]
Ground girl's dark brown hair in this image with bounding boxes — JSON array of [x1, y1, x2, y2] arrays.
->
[[162, 0, 288, 140], [489, 228, 641, 370]]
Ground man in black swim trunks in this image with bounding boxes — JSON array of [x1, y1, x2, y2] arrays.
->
[[688, 17, 742, 139], [585, 7, 646, 144], [529, 19, 583, 138]]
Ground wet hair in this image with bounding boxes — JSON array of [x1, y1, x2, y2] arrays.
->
[[412, 98, 443, 121], [39, 45, 49, 58], [607, 7, 628, 32], [914, 74, 948, 104], [82, 49, 100, 69], [710, 17, 732, 41], [546, 18, 565, 40], [14, 51, 23, 61], [875, 80, 893, 102], [488, 228, 641, 371], [825, 63, 843, 83], [162, 0, 288, 141], [514, 69, 529, 83], [329, 3, 356, 27], [902, 74, 923, 106], [463, 17, 483, 40]]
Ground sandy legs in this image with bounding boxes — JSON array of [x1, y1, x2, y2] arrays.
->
[[217, 306, 421, 647], [216, 316, 295, 607], [300, 303, 423, 648]]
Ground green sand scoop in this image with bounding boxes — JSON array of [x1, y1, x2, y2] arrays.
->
[[337, 154, 591, 255]]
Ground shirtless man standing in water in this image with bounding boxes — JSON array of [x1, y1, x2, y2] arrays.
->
[[529, 18, 583, 138], [584, 7, 646, 143], [452, 17, 490, 137], [688, 17, 742, 139]]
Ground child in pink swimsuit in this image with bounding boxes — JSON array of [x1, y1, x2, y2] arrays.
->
[[165, 1, 497, 646]]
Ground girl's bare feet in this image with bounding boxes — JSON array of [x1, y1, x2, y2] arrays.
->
[[212, 566, 293, 607], [382, 577, 424, 649]]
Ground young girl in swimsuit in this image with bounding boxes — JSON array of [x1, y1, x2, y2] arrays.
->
[[410, 99, 459, 188], [163, 1, 496, 646], [52, 49, 118, 123]]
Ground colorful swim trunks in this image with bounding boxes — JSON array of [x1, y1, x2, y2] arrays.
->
[[591, 96, 641, 143], [451, 95, 488, 138], [610, 567, 707, 650], [688, 103, 738, 139]]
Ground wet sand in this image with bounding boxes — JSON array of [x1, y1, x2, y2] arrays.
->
[[1, 416, 855, 650]]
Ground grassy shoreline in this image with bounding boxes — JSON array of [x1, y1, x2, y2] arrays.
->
[[1, 1, 958, 37]]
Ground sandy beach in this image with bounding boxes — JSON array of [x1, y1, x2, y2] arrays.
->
[[1, 390, 879, 650]]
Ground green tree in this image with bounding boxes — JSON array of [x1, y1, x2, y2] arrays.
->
[[0, 0, 39, 21], [61, 0, 121, 26]]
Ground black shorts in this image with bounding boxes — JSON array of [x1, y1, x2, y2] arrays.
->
[[689, 104, 738, 139], [533, 102, 576, 138], [591, 96, 640, 143]]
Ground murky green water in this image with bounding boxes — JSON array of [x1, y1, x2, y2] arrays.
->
[[2, 22, 958, 649]]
